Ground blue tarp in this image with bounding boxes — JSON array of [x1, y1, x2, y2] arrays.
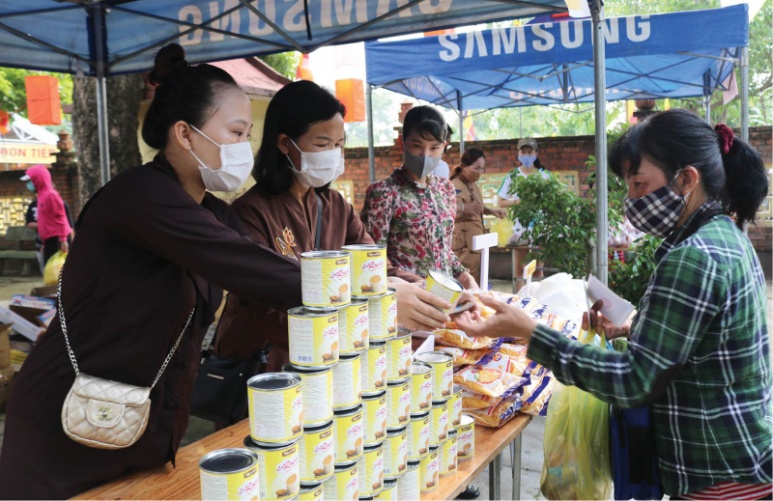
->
[[0, 0, 566, 76], [365, 5, 748, 109]]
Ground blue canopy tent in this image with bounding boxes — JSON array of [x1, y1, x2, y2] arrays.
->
[[0, 0, 567, 184], [364, 4, 750, 281]]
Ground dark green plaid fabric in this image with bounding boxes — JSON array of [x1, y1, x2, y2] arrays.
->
[[528, 209, 772, 496]]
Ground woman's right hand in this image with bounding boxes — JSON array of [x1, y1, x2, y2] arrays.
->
[[392, 282, 451, 332], [582, 300, 632, 340]]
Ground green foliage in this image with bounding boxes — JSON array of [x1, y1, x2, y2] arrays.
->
[[609, 235, 661, 305], [0, 67, 72, 115], [258, 52, 301, 79]]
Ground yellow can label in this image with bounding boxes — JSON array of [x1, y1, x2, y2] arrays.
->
[[424, 273, 461, 314], [387, 335, 412, 382], [457, 417, 475, 462], [386, 382, 411, 429], [295, 369, 333, 428], [383, 430, 408, 478], [362, 394, 387, 446], [396, 464, 420, 500], [417, 352, 454, 400], [323, 464, 359, 501], [439, 433, 458, 477], [375, 482, 397, 500], [362, 343, 387, 393], [289, 310, 339, 367], [332, 355, 361, 410], [368, 292, 396, 341], [357, 446, 385, 497], [407, 415, 430, 461], [299, 484, 324, 501], [419, 449, 439, 494], [255, 443, 300, 500], [299, 425, 335, 484], [333, 409, 364, 463], [346, 246, 387, 297], [449, 387, 463, 430], [301, 253, 351, 307], [248, 384, 303, 444], [430, 402, 449, 447], [339, 301, 369, 355], [411, 366, 433, 414], [199, 462, 259, 500]]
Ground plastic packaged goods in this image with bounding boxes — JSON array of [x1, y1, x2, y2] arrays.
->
[[436, 346, 490, 367], [518, 370, 555, 417], [482, 351, 529, 377], [466, 395, 522, 428], [453, 365, 527, 398], [432, 328, 493, 350]]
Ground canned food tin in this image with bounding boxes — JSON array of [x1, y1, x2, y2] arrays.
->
[[333, 354, 362, 410], [362, 391, 387, 446], [396, 462, 420, 501], [367, 289, 397, 342], [457, 414, 475, 462], [374, 478, 397, 500], [298, 421, 335, 485], [333, 405, 364, 464], [383, 427, 408, 480], [288, 307, 339, 367], [338, 299, 369, 355], [301, 250, 351, 308], [243, 437, 300, 500], [283, 364, 334, 428], [414, 351, 453, 402], [439, 430, 458, 477], [449, 384, 463, 431], [386, 380, 411, 430], [424, 269, 463, 314], [386, 331, 412, 383], [429, 401, 449, 447], [199, 448, 260, 501], [357, 443, 385, 498], [410, 362, 432, 415], [406, 412, 430, 462], [342, 244, 387, 298], [248, 373, 303, 444], [361, 341, 387, 394], [323, 462, 358, 501], [419, 447, 440, 494], [299, 483, 324, 501]]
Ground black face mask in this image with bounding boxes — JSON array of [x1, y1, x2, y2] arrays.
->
[[403, 151, 440, 179]]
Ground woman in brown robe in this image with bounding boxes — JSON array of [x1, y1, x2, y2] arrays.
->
[[0, 44, 302, 499]]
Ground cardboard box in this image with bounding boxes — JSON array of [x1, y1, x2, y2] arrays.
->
[[9, 294, 56, 328], [0, 305, 46, 342], [30, 285, 57, 298], [0, 365, 15, 411], [10, 350, 28, 372], [0, 323, 11, 369]]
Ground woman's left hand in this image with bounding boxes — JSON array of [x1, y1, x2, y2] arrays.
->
[[492, 208, 507, 219], [458, 271, 479, 291], [455, 294, 537, 340]]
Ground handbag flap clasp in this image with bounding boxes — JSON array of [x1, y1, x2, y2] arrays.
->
[[73, 373, 151, 407], [85, 398, 126, 428]]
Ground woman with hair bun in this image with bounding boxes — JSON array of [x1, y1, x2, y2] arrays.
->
[[458, 109, 771, 499], [0, 44, 303, 499]]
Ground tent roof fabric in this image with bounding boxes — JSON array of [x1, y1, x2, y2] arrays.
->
[[210, 57, 290, 97], [365, 5, 748, 109]]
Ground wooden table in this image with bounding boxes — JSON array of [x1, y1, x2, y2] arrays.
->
[[74, 414, 532, 500]]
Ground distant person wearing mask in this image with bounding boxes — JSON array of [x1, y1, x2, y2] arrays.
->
[[432, 124, 454, 179], [21, 165, 72, 265]]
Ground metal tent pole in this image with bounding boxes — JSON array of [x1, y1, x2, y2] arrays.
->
[[91, 4, 111, 185], [740, 46, 749, 141], [457, 91, 465, 154], [591, 0, 608, 285], [367, 84, 376, 183]]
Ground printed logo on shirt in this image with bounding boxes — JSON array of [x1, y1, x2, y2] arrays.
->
[[275, 227, 297, 259]]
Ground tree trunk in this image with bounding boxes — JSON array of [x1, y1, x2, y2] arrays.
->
[[72, 74, 143, 211]]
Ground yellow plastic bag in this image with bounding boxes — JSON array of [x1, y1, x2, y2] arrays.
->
[[489, 217, 514, 247], [43, 250, 67, 286], [539, 327, 612, 500]]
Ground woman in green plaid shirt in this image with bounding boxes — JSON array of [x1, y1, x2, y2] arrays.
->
[[459, 110, 771, 499]]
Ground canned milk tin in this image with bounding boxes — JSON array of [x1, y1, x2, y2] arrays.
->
[[199, 448, 259, 501], [439, 430, 458, 477], [386, 331, 412, 383], [457, 414, 475, 462], [430, 401, 449, 447], [333, 405, 364, 464], [414, 351, 453, 402], [342, 244, 387, 298], [288, 307, 339, 367], [361, 341, 387, 394], [374, 478, 397, 500], [357, 443, 385, 498], [323, 461, 358, 501], [406, 412, 430, 462], [282, 364, 333, 428], [248, 372, 303, 444], [386, 380, 411, 430], [449, 384, 463, 431], [396, 461, 420, 501], [367, 290, 396, 342], [338, 299, 369, 355], [410, 362, 433, 415], [299, 483, 324, 501], [243, 437, 300, 500], [300, 250, 351, 308], [333, 354, 362, 410], [424, 269, 463, 314], [383, 427, 408, 480], [298, 421, 335, 485], [362, 391, 387, 446], [419, 447, 440, 495]]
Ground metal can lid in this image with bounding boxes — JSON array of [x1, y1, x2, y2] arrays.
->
[[411, 362, 431, 375], [300, 250, 349, 259], [345, 298, 369, 308], [283, 363, 333, 375], [431, 400, 448, 409], [300, 483, 324, 494], [341, 244, 386, 251], [369, 340, 387, 348], [427, 269, 463, 292], [247, 371, 301, 391], [335, 461, 358, 472], [390, 329, 411, 341], [415, 351, 453, 364], [242, 435, 299, 451], [288, 306, 338, 317], [362, 390, 386, 401], [387, 426, 407, 437], [410, 411, 430, 421], [304, 419, 334, 433], [339, 353, 362, 362], [364, 442, 384, 452], [387, 378, 410, 387], [383, 478, 397, 487], [460, 414, 475, 427], [199, 448, 257, 473], [334, 403, 363, 417], [447, 429, 457, 438]]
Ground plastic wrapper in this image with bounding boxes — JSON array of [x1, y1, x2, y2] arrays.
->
[[498, 343, 528, 358], [437, 347, 490, 367], [467, 395, 522, 428], [482, 352, 529, 377], [461, 390, 501, 410], [43, 251, 66, 286], [517, 367, 554, 416], [453, 365, 526, 398], [433, 328, 494, 350]]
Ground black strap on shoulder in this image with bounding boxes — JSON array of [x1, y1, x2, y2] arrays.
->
[[314, 194, 322, 250], [674, 205, 724, 247]]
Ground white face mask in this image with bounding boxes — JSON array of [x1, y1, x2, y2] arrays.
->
[[286, 138, 344, 188], [189, 124, 254, 192]]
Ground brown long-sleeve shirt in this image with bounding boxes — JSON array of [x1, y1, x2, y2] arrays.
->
[[0, 155, 302, 500]]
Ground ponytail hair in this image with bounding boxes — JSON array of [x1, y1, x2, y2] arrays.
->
[[719, 128, 768, 228]]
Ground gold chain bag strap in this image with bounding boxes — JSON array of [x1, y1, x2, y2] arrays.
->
[[58, 269, 195, 449]]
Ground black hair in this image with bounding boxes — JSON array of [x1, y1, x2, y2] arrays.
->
[[451, 148, 485, 180], [142, 43, 240, 150], [253, 80, 346, 195], [402, 106, 449, 143], [609, 109, 768, 228]]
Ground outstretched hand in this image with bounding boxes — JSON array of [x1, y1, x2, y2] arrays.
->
[[454, 294, 537, 341], [392, 281, 451, 332], [582, 299, 632, 340]]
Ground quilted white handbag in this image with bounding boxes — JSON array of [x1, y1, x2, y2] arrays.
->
[[58, 270, 195, 449]]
